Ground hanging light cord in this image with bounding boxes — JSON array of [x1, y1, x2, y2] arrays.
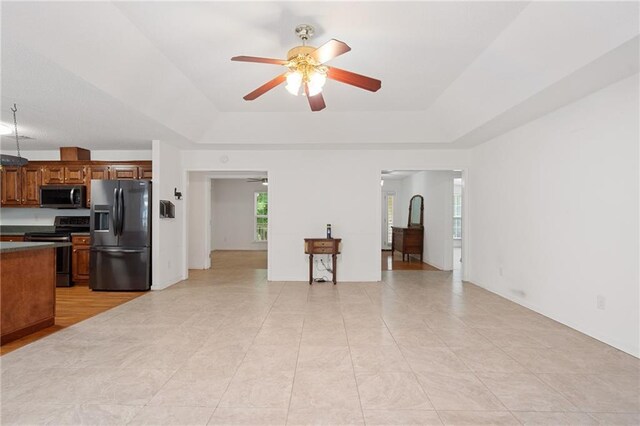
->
[[11, 103, 21, 158]]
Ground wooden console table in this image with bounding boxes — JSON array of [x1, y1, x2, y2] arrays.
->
[[304, 238, 341, 284]]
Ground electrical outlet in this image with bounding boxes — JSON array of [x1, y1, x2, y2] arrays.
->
[[499, 267, 503, 277], [168, 260, 171, 268], [597, 295, 606, 310]]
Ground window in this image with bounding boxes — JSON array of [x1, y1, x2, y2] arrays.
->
[[386, 193, 395, 245], [254, 192, 268, 241], [453, 193, 462, 240]]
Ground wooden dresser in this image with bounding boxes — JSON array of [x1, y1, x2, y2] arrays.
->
[[391, 226, 424, 262]]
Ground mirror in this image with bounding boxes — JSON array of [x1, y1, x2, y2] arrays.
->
[[408, 195, 424, 227]]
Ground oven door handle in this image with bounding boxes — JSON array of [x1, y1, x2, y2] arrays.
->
[[24, 236, 71, 242]]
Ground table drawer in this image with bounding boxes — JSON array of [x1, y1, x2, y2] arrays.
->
[[313, 241, 335, 248], [312, 247, 335, 254]]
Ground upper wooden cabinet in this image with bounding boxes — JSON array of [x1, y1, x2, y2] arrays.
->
[[1, 166, 42, 206], [1, 160, 150, 208], [109, 165, 138, 180], [42, 165, 65, 184], [138, 165, 152, 180], [22, 166, 43, 205], [1, 168, 22, 205], [64, 165, 85, 184], [86, 165, 110, 182], [43, 165, 85, 185]]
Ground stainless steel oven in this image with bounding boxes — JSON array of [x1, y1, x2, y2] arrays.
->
[[23, 216, 91, 287], [23, 233, 72, 286]]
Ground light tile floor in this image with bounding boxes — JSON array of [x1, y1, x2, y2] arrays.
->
[[1, 267, 638, 425]]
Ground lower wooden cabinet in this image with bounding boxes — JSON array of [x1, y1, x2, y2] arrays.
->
[[72, 235, 91, 284]]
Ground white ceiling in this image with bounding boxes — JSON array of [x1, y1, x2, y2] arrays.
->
[[1, 1, 638, 151]]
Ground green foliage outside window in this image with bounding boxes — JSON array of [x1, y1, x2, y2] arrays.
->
[[255, 192, 268, 241]]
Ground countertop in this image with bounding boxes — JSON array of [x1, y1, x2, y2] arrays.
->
[[0, 242, 72, 253], [0, 225, 55, 236], [71, 232, 91, 236]]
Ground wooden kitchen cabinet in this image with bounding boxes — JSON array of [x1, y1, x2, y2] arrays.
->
[[86, 165, 110, 181], [43, 165, 85, 185], [71, 234, 91, 284], [0, 166, 41, 206], [109, 165, 138, 180], [64, 165, 85, 184], [1, 167, 22, 205], [21, 166, 43, 205], [138, 165, 152, 179], [1, 160, 150, 207], [42, 165, 65, 184]]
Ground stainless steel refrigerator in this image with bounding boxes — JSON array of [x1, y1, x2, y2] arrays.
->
[[90, 179, 151, 291]]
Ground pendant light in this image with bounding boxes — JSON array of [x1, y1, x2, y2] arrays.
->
[[0, 104, 28, 168]]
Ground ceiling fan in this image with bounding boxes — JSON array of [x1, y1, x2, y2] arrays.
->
[[231, 24, 381, 112], [247, 177, 268, 186]]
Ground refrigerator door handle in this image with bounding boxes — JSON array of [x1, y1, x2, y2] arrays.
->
[[118, 187, 125, 236], [91, 247, 146, 253], [112, 187, 119, 236]]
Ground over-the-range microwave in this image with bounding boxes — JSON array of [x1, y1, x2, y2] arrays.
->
[[40, 185, 86, 208]]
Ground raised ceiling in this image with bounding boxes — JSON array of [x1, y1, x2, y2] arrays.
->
[[1, 1, 638, 151]]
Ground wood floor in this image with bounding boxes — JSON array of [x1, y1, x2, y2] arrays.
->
[[211, 250, 268, 270], [0, 284, 145, 355], [208, 250, 439, 272], [381, 250, 441, 271]]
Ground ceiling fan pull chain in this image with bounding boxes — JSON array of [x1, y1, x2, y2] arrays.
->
[[11, 103, 21, 159]]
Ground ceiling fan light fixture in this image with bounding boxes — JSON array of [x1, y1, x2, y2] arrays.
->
[[307, 71, 327, 96], [285, 71, 303, 96]]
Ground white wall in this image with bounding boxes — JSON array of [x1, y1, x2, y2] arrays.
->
[[152, 140, 185, 290], [211, 179, 268, 251], [399, 171, 454, 270], [182, 149, 469, 282], [187, 172, 211, 269], [468, 75, 639, 356]]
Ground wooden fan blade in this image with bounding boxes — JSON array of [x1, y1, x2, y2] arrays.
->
[[304, 84, 326, 112], [327, 67, 381, 92], [309, 39, 351, 64], [243, 73, 287, 101], [231, 56, 288, 65]]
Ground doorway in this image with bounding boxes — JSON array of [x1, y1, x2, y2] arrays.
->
[[380, 170, 457, 272], [186, 171, 268, 275]]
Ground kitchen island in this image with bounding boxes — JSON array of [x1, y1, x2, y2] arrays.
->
[[0, 241, 70, 344]]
